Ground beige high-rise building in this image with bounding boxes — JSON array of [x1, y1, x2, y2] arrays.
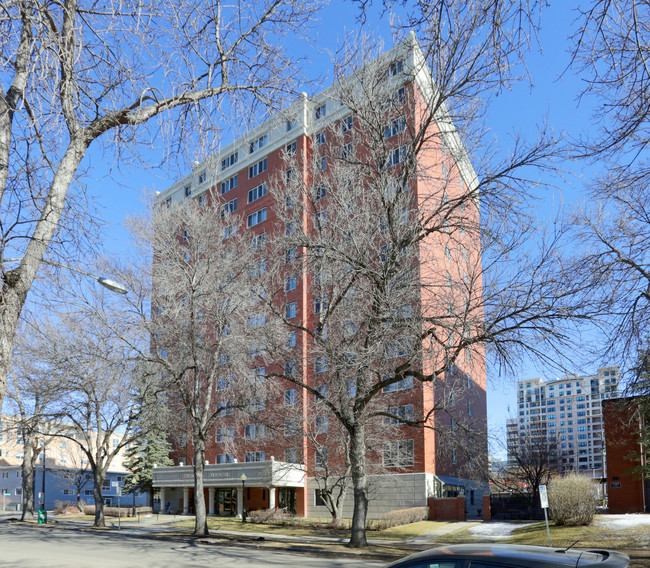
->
[[507, 367, 620, 477]]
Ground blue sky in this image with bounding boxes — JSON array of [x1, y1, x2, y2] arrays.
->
[[85, 2, 602, 458]]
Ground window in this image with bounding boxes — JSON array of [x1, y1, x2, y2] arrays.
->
[[251, 232, 266, 250], [287, 331, 297, 347], [249, 134, 267, 154], [215, 427, 234, 443], [247, 183, 267, 203], [247, 208, 267, 228], [315, 448, 328, 468], [250, 258, 266, 276], [451, 447, 457, 464], [285, 248, 296, 263], [383, 375, 414, 393], [221, 174, 238, 194], [286, 118, 296, 131], [285, 389, 297, 405], [217, 454, 234, 464], [388, 59, 403, 76], [468, 400, 472, 416], [216, 374, 232, 391], [245, 451, 265, 463], [15, 487, 23, 495], [315, 210, 327, 228], [285, 448, 299, 463], [387, 145, 407, 167], [286, 140, 297, 155], [285, 275, 296, 291], [384, 116, 406, 139], [84, 489, 94, 496], [340, 142, 352, 159], [248, 158, 268, 179], [285, 360, 296, 376], [314, 356, 327, 373], [245, 424, 265, 439], [221, 151, 238, 171], [254, 367, 266, 382], [249, 314, 266, 328], [383, 440, 414, 467], [285, 221, 296, 236], [313, 415, 329, 434], [315, 103, 326, 119], [341, 115, 353, 132], [216, 401, 234, 415], [197, 194, 206, 206], [387, 404, 414, 424], [284, 420, 299, 437], [315, 185, 327, 200], [184, 185, 191, 197], [198, 171, 206, 184], [314, 297, 327, 313], [315, 385, 327, 400], [315, 130, 326, 145], [320, 156, 327, 170], [164, 197, 172, 208], [221, 198, 237, 217], [285, 302, 296, 319]]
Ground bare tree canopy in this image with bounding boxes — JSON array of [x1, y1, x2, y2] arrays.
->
[[0, 0, 318, 408], [567, 1, 650, 373]]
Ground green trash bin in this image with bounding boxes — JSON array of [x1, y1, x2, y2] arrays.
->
[[37, 510, 47, 524]]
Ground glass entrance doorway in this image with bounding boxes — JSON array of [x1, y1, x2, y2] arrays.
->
[[215, 488, 237, 516], [278, 487, 296, 514]]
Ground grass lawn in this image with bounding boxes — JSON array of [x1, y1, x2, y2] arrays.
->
[[441, 517, 650, 550], [170, 517, 453, 541]]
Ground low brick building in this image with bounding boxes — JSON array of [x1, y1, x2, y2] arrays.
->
[[603, 397, 649, 513]]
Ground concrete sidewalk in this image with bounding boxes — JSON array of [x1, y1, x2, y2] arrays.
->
[[46, 512, 480, 548]]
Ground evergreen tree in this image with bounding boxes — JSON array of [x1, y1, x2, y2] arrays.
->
[[123, 429, 173, 506]]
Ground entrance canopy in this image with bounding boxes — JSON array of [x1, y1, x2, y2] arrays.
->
[[153, 459, 305, 489]]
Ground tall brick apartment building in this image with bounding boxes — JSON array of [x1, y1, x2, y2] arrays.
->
[[152, 36, 488, 519]]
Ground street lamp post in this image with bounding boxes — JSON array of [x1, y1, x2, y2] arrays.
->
[[40, 447, 46, 512], [3, 258, 128, 295], [240, 474, 247, 523]]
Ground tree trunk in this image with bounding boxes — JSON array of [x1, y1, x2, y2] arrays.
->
[[93, 469, 107, 528], [193, 441, 208, 536], [20, 442, 36, 521], [0, 143, 86, 409], [348, 424, 368, 548]]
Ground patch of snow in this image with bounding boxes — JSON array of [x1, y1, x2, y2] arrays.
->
[[595, 514, 650, 529], [469, 522, 534, 539]]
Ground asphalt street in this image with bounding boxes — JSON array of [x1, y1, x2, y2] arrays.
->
[[0, 523, 385, 568]]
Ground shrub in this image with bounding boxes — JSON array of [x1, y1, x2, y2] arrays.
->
[[548, 474, 597, 526], [53, 501, 77, 514], [82, 505, 152, 517], [367, 506, 429, 531], [248, 508, 293, 525]]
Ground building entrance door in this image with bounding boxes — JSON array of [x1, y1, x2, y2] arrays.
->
[[216, 488, 236, 516], [278, 487, 296, 514]]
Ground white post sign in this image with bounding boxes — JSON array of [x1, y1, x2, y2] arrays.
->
[[539, 484, 551, 547]]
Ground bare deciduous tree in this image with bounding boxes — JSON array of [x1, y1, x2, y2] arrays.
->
[[257, 30, 582, 546], [4, 320, 66, 520], [118, 198, 274, 536], [54, 450, 94, 512], [26, 306, 158, 528], [0, 0, 318, 409], [568, 1, 650, 373]]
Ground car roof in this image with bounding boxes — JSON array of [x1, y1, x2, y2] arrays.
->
[[386, 544, 630, 568]]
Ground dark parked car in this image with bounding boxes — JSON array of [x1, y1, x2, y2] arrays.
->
[[385, 544, 630, 568]]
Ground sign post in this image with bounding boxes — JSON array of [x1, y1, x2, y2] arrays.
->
[[112, 481, 121, 530], [539, 484, 551, 547]]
